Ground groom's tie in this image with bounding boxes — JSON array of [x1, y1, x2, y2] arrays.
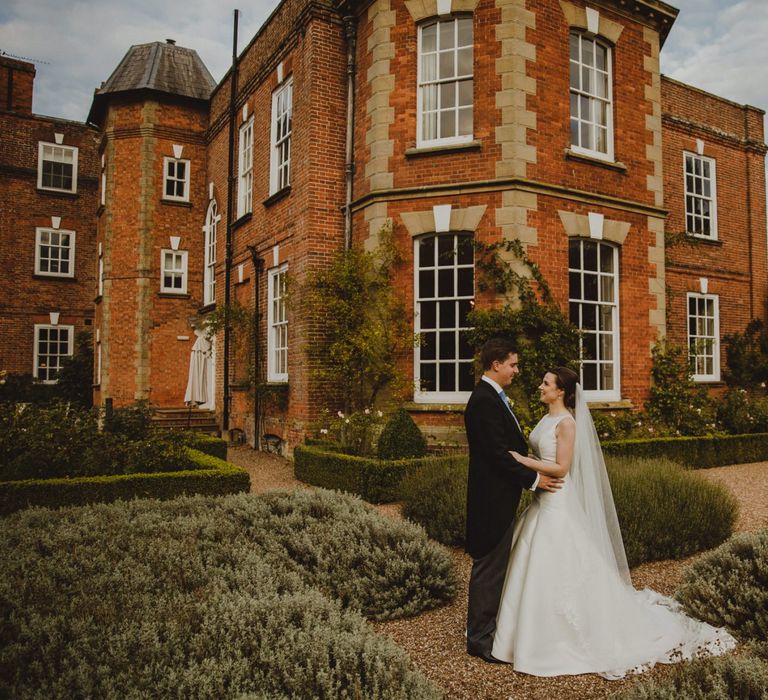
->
[[498, 389, 521, 431]]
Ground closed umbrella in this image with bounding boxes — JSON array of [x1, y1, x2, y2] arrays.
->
[[184, 333, 209, 406]]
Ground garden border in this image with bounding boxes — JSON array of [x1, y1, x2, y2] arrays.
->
[[0, 448, 249, 516], [294, 445, 465, 503]]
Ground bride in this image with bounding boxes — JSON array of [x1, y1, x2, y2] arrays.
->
[[490, 367, 736, 678]]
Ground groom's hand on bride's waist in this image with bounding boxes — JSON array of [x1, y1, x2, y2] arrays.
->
[[537, 475, 564, 492]]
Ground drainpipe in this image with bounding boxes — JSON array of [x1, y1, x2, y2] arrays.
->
[[223, 9, 239, 433], [742, 106, 755, 320], [247, 246, 264, 449], [342, 14, 357, 251]]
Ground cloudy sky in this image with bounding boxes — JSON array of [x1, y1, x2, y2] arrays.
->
[[0, 0, 766, 130]]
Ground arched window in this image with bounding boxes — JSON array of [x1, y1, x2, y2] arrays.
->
[[203, 199, 218, 305], [569, 32, 613, 160], [568, 238, 620, 399], [414, 232, 475, 402]]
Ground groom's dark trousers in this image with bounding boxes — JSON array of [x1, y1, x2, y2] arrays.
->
[[464, 379, 537, 660]]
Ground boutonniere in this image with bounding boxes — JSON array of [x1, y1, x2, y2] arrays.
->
[[504, 394, 514, 410]]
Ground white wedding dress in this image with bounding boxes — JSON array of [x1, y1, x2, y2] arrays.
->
[[491, 412, 736, 678]]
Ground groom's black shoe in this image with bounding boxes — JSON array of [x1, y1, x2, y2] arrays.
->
[[467, 649, 507, 664]]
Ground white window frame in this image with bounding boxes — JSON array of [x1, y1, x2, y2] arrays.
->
[[269, 78, 293, 195], [37, 142, 79, 193], [203, 199, 219, 306], [100, 154, 106, 207], [416, 17, 474, 148], [237, 117, 254, 217], [95, 339, 102, 385], [33, 324, 74, 383], [413, 232, 475, 404], [687, 293, 720, 382], [163, 157, 190, 202], [97, 251, 104, 297], [684, 152, 718, 240], [160, 249, 188, 294], [568, 239, 621, 401], [569, 32, 614, 162], [35, 227, 76, 278], [267, 264, 289, 382]]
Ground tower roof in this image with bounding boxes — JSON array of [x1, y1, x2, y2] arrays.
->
[[88, 40, 215, 124]]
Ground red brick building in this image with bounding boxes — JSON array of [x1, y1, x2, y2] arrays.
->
[[0, 56, 99, 385], [2, 0, 766, 453]]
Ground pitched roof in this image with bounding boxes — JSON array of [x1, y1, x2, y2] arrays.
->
[[88, 40, 215, 123]]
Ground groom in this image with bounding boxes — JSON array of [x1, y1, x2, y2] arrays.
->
[[464, 337, 562, 663]]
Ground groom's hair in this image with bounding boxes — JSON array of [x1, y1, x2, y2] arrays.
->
[[480, 337, 518, 370]]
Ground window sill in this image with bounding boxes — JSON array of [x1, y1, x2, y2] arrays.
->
[[564, 149, 627, 172], [405, 140, 482, 158], [32, 274, 76, 282], [693, 379, 724, 386], [263, 186, 291, 207], [36, 187, 78, 198], [403, 401, 467, 413], [684, 234, 722, 246], [158, 292, 191, 299], [232, 212, 252, 231], [161, 198, 193, 208], [199, 302, 217, 314], [586, 399, 634, 410]]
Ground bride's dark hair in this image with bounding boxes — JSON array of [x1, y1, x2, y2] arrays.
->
[[550, 367, 579, 410]]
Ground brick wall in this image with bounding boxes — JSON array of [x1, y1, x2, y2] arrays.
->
[[0, 85, 99, 379], [662, 77, 768, 383]]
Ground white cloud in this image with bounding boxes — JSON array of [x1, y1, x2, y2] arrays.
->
[[0, 0, 272, 121]]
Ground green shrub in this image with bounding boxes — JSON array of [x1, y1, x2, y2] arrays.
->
[[645, 340, 714, 436], [676, 528, 768, 642], [294, 445, 462, 503], [182, 431, 228, 460], [603, 433, 768, 469], [0, 402, 206, 482], [0, 448, 249, 516], [378, 408, 428, 460], [399, 455, 736, 568], [716, 390, 768, 435], [612, 654, 768, 700], [607, 457, 737, 567], [0, 490, 452, 698], [401, 454, 468, 546]]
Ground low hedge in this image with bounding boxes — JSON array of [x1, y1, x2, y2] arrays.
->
[[603, 432, 768, 469], [294, 445, 465, 503], [400, 455, 737, 567], [0, 448, 250, 516], [182, 431, 228, 461]]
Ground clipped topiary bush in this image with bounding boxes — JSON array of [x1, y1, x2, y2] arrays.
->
[[675, 528, 768, 643], [377, 409, 428, 460], [607, 456, 738, 567], [611, 654, 768, 700], [400, 455, 736, 568], [0, 490, 453, 698]]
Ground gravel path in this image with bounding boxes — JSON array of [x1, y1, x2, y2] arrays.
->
[[226, 447, 767, 699]]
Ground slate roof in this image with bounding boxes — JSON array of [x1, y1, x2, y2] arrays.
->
[[88, 40, 215, 123]]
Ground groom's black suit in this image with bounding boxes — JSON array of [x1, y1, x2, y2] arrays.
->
[[464, 378, 538, 660]]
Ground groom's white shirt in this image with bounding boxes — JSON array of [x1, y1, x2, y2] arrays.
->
[[482, 375, 539, 491]]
